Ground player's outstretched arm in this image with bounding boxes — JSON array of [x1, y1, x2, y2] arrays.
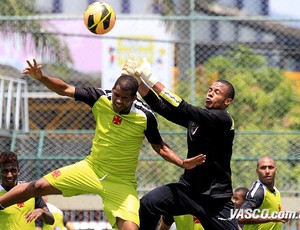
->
[[151, 141, 206, 169], [22, 59, 75, 98]]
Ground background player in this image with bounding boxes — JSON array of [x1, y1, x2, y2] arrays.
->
[[35, 195, 75, 230], [0, 151, 54, 230], [239, 156, 287, 229], [232, 187, 249, 210]]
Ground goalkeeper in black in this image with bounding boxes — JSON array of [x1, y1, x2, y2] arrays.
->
[[122, 55, 239, 230]]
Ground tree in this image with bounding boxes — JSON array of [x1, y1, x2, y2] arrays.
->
[[0, 0, 72, 63], [195, 45, 299, 130]]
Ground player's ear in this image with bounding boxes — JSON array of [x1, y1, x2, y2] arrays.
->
[[224, 98, 233, 106]]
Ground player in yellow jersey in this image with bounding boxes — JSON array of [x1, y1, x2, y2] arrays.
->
[[35, 195, 75, 230], [239, 156, 288, 229], [0, 59, 206, 230], [0, 151, 54, 230]]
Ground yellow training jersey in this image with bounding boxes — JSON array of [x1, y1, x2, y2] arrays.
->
[[243, 180, 282, 230], [75, 87, 162, 187], [0, 186, 37, 230]]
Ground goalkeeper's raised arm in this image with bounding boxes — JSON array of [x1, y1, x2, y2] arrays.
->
[[122, 54, 182, 108]]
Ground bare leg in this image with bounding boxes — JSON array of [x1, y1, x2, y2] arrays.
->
[[116, 217, 139, 230], [158, 216, 171, 230], [297, 219, 300, 230], [0, 177, 61, 208]]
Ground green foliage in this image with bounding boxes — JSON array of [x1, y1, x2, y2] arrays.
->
[[159, 45, 300, 131], [231, 132, 300, 192], [181, 45, 300, 130]]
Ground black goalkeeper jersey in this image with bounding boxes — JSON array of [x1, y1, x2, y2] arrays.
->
[[143, 89, 235, 199]]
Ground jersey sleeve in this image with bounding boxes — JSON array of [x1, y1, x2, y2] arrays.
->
[[34, 197, 48, 227], [74, 86, 106, 107], [143, 108, 163, 145], [240, 183, 264, 210], [35, 196, 47, 209], [143, 89, 188, 127], [178, 101, 232, 128], [35, 217, 43, 227]]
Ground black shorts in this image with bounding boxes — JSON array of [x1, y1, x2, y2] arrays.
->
[[139, 182, 239, 230]]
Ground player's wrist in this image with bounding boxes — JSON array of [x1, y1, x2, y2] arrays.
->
[[143, 74, 158, 88], [180, 159, 185, 168]]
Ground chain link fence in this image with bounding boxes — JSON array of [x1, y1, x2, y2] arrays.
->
[[1, 0, 300, 220]]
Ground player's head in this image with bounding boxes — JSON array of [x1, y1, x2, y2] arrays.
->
[[256, 156, 277, 188], [205, 80, 235, 110], [232, 187, 249, 209], [0, 151, 20, 190], [112, 75, 138, 114]]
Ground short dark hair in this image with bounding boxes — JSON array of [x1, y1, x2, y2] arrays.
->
[[234, 187, 249, 197], [0, 151, 19, 168], [217, 80, 235, 100], [113, 75, 138, 97]]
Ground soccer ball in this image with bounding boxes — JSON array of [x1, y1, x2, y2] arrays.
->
[[83, 1, 116, 35]]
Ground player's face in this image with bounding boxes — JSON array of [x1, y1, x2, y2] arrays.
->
[[256, 158, 277, 186], [1, 162, 19, 190], [205, 82, 232, 109], [232, 191, 246, 209], [112, 84, 136, 114]]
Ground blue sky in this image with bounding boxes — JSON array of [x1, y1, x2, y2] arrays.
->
[[270, 0, 300, 17]]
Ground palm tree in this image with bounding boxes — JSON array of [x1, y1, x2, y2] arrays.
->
[[0, 0, 72, 63]]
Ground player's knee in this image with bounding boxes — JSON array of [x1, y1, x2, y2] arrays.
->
[[116, 218, 138, 230]]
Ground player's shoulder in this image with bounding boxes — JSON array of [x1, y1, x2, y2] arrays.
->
[[133, 98, 155, 114], [247, 180, 265, 198], [76, 86, 107, 97], [209, 108, 232, 119], [75, 86, 109, 107]]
